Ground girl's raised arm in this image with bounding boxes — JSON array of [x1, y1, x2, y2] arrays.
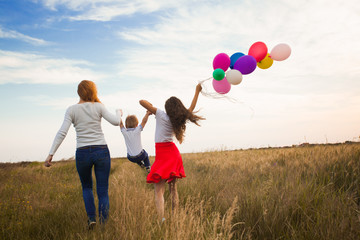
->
[[139, 100, 157, 115], [188, 83, 202, 113]]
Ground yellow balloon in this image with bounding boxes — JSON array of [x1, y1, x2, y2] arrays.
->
[[257, 53, 273, 69]]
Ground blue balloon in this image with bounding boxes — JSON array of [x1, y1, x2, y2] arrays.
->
[[230, 52, 245, 69]]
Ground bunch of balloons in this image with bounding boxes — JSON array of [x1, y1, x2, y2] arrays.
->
[[212, 42, 291, 94]]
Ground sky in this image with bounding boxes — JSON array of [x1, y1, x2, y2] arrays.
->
[[0, 0, 359, 163]]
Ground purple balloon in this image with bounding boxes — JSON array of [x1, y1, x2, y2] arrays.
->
[[213, 53, 230, 71], [233, 55, 257, 75], [212, 77, 231, 94]]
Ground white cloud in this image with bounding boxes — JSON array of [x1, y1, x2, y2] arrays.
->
[[38, 0, 191, 21], [21, 95, 78, 109], [68, 1, 166, 21], [0, 26, 49, 46], [0, 50, 106, 84]]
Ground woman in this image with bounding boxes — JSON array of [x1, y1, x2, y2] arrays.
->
[[45, 80, 120, 229]]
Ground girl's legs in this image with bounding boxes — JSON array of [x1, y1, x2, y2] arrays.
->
[[154, 179, 166, 220], [169, 179, 179, 212]]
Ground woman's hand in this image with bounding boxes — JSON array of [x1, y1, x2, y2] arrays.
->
[[45, 155, 53, 167], [116, 109, 123, 117]]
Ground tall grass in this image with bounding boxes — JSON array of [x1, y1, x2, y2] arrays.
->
[[0, 143, 359, 239]]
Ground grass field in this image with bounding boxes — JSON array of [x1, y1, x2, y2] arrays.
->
[[1, 143, 360, 239]]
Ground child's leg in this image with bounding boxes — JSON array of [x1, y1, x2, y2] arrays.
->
[[127, 154, 144, 167], [142, 150, 151, 168], [169, 179, 179, 212], [154, 180, 166, 220]]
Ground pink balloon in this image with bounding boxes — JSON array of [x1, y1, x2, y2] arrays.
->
[[212, 77, 231, 94], [213, 53, 230, 71], [248, 42, 268, 62], [270, 43, 291, 61]]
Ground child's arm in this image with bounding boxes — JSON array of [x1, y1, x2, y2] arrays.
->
[[188, 83, 202, 113], [120, 119, 124, 129], [139, 100, 157, 115], [116, 109, 125, 129], [140, 111, 152, 129]]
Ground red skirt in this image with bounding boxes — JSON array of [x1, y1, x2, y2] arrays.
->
[[146, 142, 186, 183]]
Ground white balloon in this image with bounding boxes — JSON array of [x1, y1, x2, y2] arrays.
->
[[270, 43, 291, 61], [225, 69, 243, 85]]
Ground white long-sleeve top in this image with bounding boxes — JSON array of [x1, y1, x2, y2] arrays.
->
[[49, 102, 120, 155]]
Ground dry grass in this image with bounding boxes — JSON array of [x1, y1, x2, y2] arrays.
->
[[0, 143, 359, 239]]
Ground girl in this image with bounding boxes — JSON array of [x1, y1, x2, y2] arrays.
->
[[139, 83, 204, 221], [45, 80, 120, 229]]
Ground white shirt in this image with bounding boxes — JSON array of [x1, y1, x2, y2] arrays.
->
[[49, 102, 120, 155], [155, 109, 174, 143], [121, 125, 143, 156]]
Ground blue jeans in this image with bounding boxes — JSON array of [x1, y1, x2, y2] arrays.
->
[[127, 149, 150, 168], [75, 145, 111, 223]]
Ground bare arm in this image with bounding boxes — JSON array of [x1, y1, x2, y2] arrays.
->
[[139, 100, 157, 115], [116, 109, 125, 129], [188, 83, 202, 112], [120, 119, 124, 129], [140, 111, 152, 129]]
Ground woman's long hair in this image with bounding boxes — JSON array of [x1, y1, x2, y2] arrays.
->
[[165, 96, 204, 144], [77, 80, 101, 103]]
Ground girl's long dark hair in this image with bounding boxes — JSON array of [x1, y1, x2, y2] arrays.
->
[[165, 96, 205, 144]]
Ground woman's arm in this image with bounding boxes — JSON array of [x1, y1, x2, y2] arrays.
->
[[101, 104, 121, 126], [188, 83, 202, 112], [45, 108, 72, 167], [139, 100, 157, 115]]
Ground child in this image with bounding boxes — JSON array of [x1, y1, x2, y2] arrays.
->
[[139, 83, 204, 222], [119, 110, 152, 173]]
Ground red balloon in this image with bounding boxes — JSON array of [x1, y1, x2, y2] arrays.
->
[[248, 42, 268, 62]]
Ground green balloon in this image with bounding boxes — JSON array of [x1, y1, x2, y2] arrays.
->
[[213, 68, 225, 81]]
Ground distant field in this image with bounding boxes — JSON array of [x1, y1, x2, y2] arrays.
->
[[1, 143, 359, 239]]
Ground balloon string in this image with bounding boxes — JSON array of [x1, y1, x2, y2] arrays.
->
[[197, 77, 255, 118], [198, 77, 237, 102]]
